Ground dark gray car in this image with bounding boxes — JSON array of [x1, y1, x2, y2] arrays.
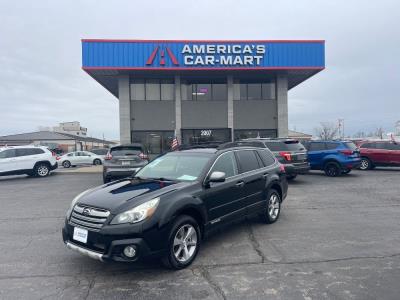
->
[[103, 144, 149, 183]]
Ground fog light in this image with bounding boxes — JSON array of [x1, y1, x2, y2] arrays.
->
[[123, 245, 136, 258]]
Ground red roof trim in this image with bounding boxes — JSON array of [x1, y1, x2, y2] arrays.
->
[[81, 39, 325, 44], [83, 66, 325, 71]]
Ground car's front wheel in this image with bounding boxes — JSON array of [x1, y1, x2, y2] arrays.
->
[[93, 159, 102, 166], [62, 160, 71, 168], [359, 157, 371, 170], [162, 215, 200, 270], [34, 163, 50, 177], [261, 189, 281, 224]]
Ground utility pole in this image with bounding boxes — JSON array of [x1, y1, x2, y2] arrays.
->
[[338, 119, 345, 139]]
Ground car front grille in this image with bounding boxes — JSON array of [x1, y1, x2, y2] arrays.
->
[[69, 204, 110, 232]]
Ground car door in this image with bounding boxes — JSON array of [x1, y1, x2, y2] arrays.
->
[[74, 152, 87, 165], [0, 149, 18, 173], [16, 148, 42, 170], [200, 151, 243, 226], [373, 142, 391, 164], [391, 143, 400, 165], [234, 149, 265, 211], [307, 142, 327, 169], [82, 151, 93, 164]]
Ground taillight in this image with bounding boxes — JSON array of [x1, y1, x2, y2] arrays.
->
[[56, 156, 60, 160], [51, 151, 56, 157], [105, 153, 112, 160], [279, 164, 286, 173], [340, 149, 353, 156], [279, 151, 292, 161], [139, 152, 149, 160]]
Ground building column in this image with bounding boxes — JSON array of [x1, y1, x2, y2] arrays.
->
[[276, 75, 289, 137], [174, 75, 182, 143], [118, 75, 131, 144], [227, 75, 234, 141]]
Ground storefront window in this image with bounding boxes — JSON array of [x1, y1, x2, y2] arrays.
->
[[234, 79, 276, 100], [181, 128, 231, 145], [130, 79, 175, 101], [131, 131, 174, 155], [181, 81, 227, 101], [234, 129, 277, 140]]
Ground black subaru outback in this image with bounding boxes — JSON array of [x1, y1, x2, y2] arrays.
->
[[63, 146, 288, 269]]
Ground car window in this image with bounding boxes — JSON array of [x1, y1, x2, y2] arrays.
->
[[82, 152, 92, 156], [374, 143, 386, 150], [16, 148, 44, 156], [308, 143, 326, 151], [360, 143, 375, 149], [210, 152, 238, 178], [136, 153, 211, 181], [391, 143, 400, 150], [325, 143, 338, 150], [235, 150, 261, 173], [282, 140, 306, 151], [111, 147, 142, 156], [384, 142, 399, 150], [67, 153, 74, 157], [0, 149, 17, 159], [91, 149, 108, 155], [257, 149, 276, 166], [263, 142, 283, 151], [344, 142, 357, 150]]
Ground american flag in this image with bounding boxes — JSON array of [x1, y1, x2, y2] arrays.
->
[[171, 132, 179, 150]]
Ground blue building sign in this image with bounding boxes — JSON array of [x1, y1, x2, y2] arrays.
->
[[82, 39, 325, 70]]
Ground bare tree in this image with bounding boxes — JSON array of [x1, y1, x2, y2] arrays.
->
[[353, 131, 366, 138], [315, 122, 339, 140], [375, 127, 384, 139]]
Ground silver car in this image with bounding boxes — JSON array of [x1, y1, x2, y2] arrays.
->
[[103, 144, 149, 183], [58, 151, 103, 168]]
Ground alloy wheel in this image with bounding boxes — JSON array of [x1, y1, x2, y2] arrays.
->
[[37, 165, 49, 176], [173, 224, 198, 263], [268, 193, 280, 220], [360, 159, 370, 170]]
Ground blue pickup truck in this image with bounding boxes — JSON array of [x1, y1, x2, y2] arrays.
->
[[304, 141, 361, 176]]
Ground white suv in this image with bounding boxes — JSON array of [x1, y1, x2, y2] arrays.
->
[[0, 145, 58, 177]]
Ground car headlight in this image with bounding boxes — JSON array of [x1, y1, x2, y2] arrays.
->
[[66, 190, 91, 219], [110, 198, 160, 225]]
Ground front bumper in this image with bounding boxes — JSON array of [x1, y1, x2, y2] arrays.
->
[[51, 162, 58, 170], [62, 221, 163, 262], [103, 167, 141, 179]]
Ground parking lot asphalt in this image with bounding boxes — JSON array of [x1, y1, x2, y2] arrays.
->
[[1, 169, 400, 299]]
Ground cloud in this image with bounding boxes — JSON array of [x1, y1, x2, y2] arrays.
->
[[0, 0, 399, 139]]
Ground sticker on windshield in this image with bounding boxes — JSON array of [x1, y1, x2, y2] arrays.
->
[[177, 175, 197, 181]]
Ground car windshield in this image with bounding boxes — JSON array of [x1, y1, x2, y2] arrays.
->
[[344, 142, 358, 150], [111, 147, 142, 156], [135, 153, 212, 181]]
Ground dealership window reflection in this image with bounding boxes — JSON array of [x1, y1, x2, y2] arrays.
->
[[130, 79, 174, 101], [233, 79, 276, 100], [131, 131, 174, 155], [181, 81, 227, 101]]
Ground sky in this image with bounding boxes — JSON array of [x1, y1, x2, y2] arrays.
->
[[0, 0, 399, 140]]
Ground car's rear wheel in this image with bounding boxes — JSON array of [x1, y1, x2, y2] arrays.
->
[[34, 163, 50, 177], [261, 189, 281, 224], [93, 159, 102, 166], [162, 215, 200, 270], [62, 160, 71, 168], [324, 162, 341, 177], [359, 158, 371, 170]]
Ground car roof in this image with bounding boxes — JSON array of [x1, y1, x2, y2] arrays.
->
[[111, 143, 144, 149], [243, 138, 298, 142]]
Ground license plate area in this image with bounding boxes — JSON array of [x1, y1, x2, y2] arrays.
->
[[73, 227, 88, 244], [121, 161, 131, 166]]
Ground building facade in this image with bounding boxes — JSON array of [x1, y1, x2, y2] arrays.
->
[[53, 121, 88, 136], [82, 39, 325, 154]]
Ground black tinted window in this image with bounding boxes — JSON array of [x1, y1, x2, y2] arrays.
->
[[309, 143, 326, 151], [0, 149, 17, 158], [210, 152, 238, 178], [344, 142, 357, 150], [236, 150, 261, 173], [16, 148, 44, 156], [283, 140, 306, 151], [257, 149, 276, 166], [360, 143, 375, 149], [326, 143, 338, 150], [374, 143, 386, 150], [91, 149, 108, 155], [264, 142, 283, 151], [384, 142, 400, 150], [111, 147, 142, 156]]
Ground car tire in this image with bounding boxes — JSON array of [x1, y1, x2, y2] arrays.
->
[[260, 189, 281, 224], [324, 161, 341, 177], [359, 157, 371, 170], [162, 215, 201, 270], [286, 174, 297, 181], [34, 163, 50, 177], [63, 160, 71, 168], [93, 159, 102, 166]]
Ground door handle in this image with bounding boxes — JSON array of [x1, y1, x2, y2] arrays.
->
[[235, 181, 245, 188]]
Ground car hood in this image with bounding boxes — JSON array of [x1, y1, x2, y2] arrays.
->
[[76, 178, 192, 213]]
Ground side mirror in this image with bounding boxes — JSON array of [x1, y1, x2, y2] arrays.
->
[[208, 171, 226, 183]]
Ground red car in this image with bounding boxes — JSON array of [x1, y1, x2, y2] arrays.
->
[[357, 140, 400, 170]]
